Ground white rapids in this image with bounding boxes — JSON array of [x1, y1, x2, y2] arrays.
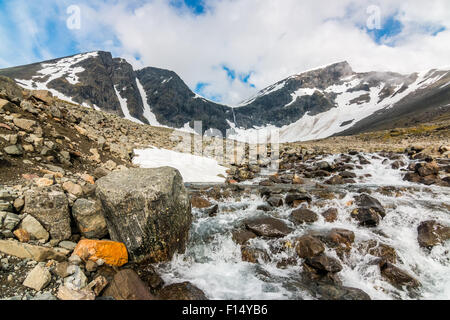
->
[[155, 153, 450, 300]]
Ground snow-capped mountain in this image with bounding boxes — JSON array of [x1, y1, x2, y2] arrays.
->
[[0, 51, 449, 142]]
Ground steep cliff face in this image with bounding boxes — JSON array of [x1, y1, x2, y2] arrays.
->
[[136, 67, 232, 133], [1, 52, 449, 142]]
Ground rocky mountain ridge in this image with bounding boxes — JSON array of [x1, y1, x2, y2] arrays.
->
[[1, 52, 449, 142]]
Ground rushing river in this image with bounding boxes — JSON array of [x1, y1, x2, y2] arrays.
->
[[157, 153, 450, 300]]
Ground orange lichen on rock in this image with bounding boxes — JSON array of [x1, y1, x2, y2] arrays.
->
[[73, 239, 128, 267]]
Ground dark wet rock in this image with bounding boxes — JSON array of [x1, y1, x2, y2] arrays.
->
[[417, 220, 450, 248], [295, 235, 325, 258], [259, 180, 274, 187], [135, 264, 165, 293], [321, 208, 338, 222], [290, 208, 319, 224], [103, 269, 155, 300], [244, 217, 292, 238], [256, 204, 272, 212], [305, 254, 343, 273], [284, 192, 312, 206], [315, 229, 355, 258], [403, 172, 421, 183], [232, 229, 257, 245], [96, 167, 192, 262], [391, 160, 405, 169], [358, 155, 371, 165], [315, 161, 333, 171], [319, 229, 355, 248], [158, 282, 208, 300], [379, 261, 421, 290], [351, 207, 381, 227], [305, 170, 331, 178], [339, 171, 356, 178], [241, 246, 271, 263], [313, 283, 371, 300], [204, 204, 219, 217], [358, 240, 397, 264], [237, 168, 254, 181], [267, 195, 283, 207], [191, 196, 213, 208], [325, 175, 344, 185], [259, 187, 282, 198], [355, 194, 386, 217], [416, 162, 439, 177]]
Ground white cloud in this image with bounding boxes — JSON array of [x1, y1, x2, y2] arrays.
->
[[3, 0, 450, 105]]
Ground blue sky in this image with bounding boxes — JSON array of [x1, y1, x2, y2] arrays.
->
[[0, 0, 449, 105]]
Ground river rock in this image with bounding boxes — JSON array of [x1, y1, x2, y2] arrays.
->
[[96, 167, 192, 262], [313, 283, 371, 300], [23, 265, 52, 291], [87, 276, 109, 296], [290, 208, 319, 224], [417, 220, 450, 248], [379, 261, 421, 290], [13, 118, 36, 132], [285, 192, 312, 206], [355, 194, 386, 217], [73, 239, 128, 267], [2, 212, 20, 230], [267, 195, 283, 207], [13, 229, 30, 242], [295, 235, 325, 258], [190, 196, 212, 208], [158, 282, 208, 300], [316, 229, 355, 258], [244, 216, 292, 238], [64, 265, 88, 290], [0, 239, 67, 262], [358, 240, 397, 264], [62, 181, 83, 197], [351, 207, 380, 227], [72, 199, 108, 239], [325, 175, 344, 185], [103, 269, 155, 300], [19, 215, 49, 241], [23, 187, 71, 240], [241, 246, 271, 263], [232, 229, 257, 245], [57, 285, 95, 300], [3, 145, 23, 156], [321, 208, 338, 222], [305, 254, 343, 273]]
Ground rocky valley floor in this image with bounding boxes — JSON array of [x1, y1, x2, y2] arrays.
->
[[0, 76, 449, 300]]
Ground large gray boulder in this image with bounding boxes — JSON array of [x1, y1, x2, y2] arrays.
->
[[23, 187, 71, 240], [96, 167, 192, 262]]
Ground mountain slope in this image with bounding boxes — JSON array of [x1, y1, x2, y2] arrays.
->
[[1, 52, 449, 142]]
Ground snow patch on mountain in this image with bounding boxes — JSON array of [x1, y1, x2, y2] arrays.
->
[[136, 78, 162, 127], [229, 69, 444, 143], [285, 88, 320, 107], [114, 85, 144, 124]]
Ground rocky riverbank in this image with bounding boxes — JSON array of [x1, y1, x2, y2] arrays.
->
[[0, 76, 449, 300]]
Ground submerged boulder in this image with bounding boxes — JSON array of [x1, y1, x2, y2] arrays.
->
[[96, 167, 192, 262]]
